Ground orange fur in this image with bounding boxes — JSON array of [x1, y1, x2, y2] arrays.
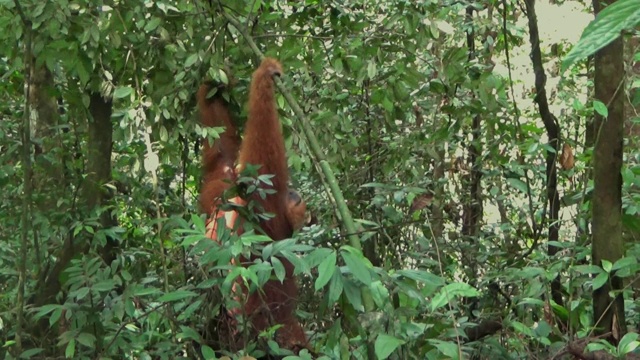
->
[[238, 58, 292, 241], [198, 59, 309, 353], [286, 189, 308, 231], [197, 82, 240, 215], [237, 58, 308, 350]]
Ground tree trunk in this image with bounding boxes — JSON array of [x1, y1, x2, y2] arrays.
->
[[461, 5, 484, 284], [33, 92, 116, 324], [28, 65, 69, 207], [28, 65, 62, 271], [623, 30, 640, 306], [591, 0, 626, 340], [524, 0, 564, 312], [85, 92, 118, 264], [363, 80, 380, 267]]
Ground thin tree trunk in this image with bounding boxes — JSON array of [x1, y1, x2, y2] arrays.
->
[[591, 0, 626, 340], [524, 0, 563, 312], [16, 9, 33, 352], [362, 80, 380, 267], [461, 5, 483, 281]]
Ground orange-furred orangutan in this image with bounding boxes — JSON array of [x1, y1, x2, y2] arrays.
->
[[197, 58, 309, 353]]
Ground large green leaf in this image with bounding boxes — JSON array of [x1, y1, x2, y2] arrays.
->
[[315, 250, 337, 290], [341, 249, 372, 285], [563, 0, 640, 70], [375, 334, 405, 360]]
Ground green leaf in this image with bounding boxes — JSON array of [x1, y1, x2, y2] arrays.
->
[[279, 249, 309, 275], [506, 178, 528, 193], [20, 348, 44, 358], [431, 282, 479, 311], [222, 267, 243, 295], [327, 271, 344, 304], [144, 17, 161, 32], [90, 24, 100, 43], [367, 60, 377, 79], [201, 345, 217, 359], [160, 125, 168, 141], [592, 272, 609, 290], [593, 100, 608, 117], [534, 320, 552, 337], [517, 297, 545, 307], [271, 256, 285, 282], [75, 287, 90, 300], [586, 342, 612, 352], [306, 248, 333, 268], [242, 233, 272, 246], [50, 307, 63, 327], [113, 86, 133, 99], [133, 287, 161, 296], [81, 94, 90, 109], [370, 281, 390, 308], [249, 0, 263, 12], [334, 58, 344, 73], [185, 53, 198, 68], [618, 332, 639, 354], [65, 339, 76, 358], [573, 265, 603, 275], [76, 58, 90, 86], [34, 304, 62, 319], [125, 299, 135, 317], [562, 0, 640, 70], [76, 333, 96, 347], [442, 282, 480, 297], [32, 2, 45, 17], [157, 290, 197, 302], [601, 259, 612, 273], [188, 214, 208, 235], [178, 325, 202, 341], [550, 302, 568, 321], [374, 334, 404, 359], [343, 279, 363, 311], [511, 320, 535, 337], [612, 256, 637, 271], [382, 96, 393, 113], [182, 234, 205, 247], [93, 280, 116, 291], [219, 69, 229, 84], [396, 269, 444, 287], [315, 251, 337, 291], [429, 339, 459, 358], [269, 238, 300, 255], [341, 250, 371, 285]]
